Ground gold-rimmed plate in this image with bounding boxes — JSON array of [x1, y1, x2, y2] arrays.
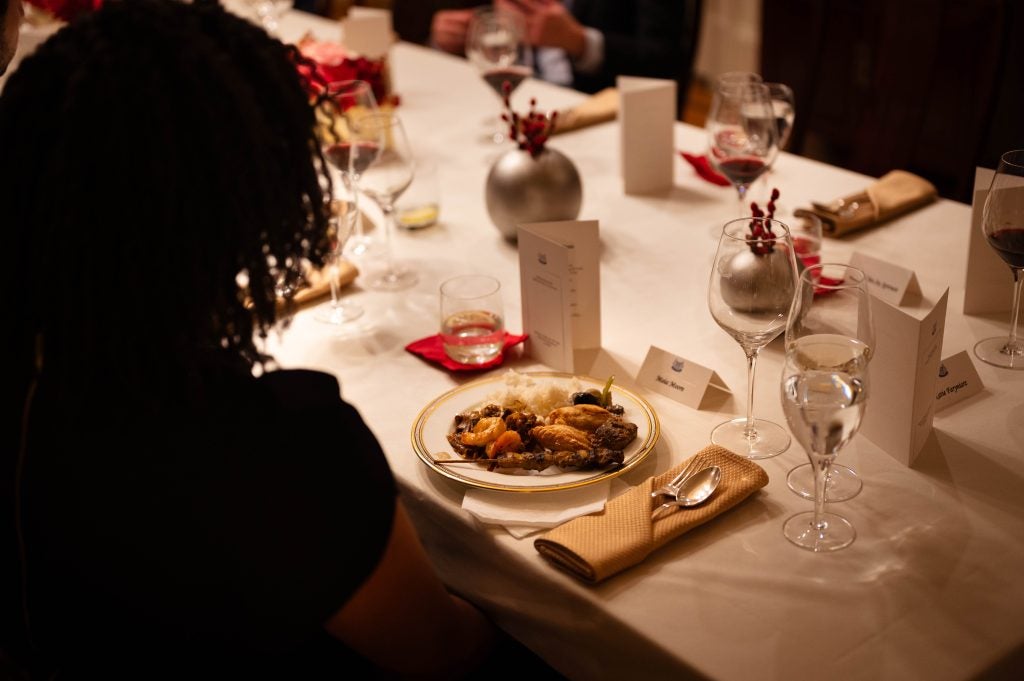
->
[[411, 372, 660, 493]]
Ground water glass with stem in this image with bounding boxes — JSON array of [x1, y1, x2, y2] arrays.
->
[[354, 111, 417, 291], [708, 217, 798, 459], [313, 198, 363, 325], [765, 82, 796, 151], [974, 149, 1024, 370], [781, 264, 874, 552]]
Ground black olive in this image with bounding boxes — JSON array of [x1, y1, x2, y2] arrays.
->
[[571, 391, 601, 406], [608, 404, 625, 415]]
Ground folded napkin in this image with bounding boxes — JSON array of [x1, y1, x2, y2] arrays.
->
[[807, 170, 938, 237], [290, 260, 359, 309], [551, 87, 618, 135], [463, 481, 613, 539], [405, 332, 527, 371], [534, 445, 768, 583], [679, 152, 731, 187]]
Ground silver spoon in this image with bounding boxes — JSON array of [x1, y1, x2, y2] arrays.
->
[[650, 466, 722, 520]]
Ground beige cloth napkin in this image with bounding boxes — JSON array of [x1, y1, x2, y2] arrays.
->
[[808, 170, 937, 237], [534, 445, 768, 583], [551, 87, 618, 135], [290, 259, 359, 310]]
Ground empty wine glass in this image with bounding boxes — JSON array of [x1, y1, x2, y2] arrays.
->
[[781, 264, 874, 552], [314, 80, 380, 259], [706, 81, 779, 205], [466, 7, 531, 143], [313, 199, 363, 325], [975, 149, 1024, 370], [243, 0, 293, 35], [708, 217, 799, 459], [354, 111, 417, 291], [766, 82, 795, 151]]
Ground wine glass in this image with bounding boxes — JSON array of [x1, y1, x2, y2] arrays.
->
[[315, 80, 380, 259], [706, 81, 779, 205], [466, 7, 531, 143], [243, 0, 293, 35], [781, 264, 874, 552], [708, 217, 799, 459], [353, 111, 417, 291], [975, 149, 1024, 370], [313, 198, 363, 325], [765, 82, 796, 151], [785, 264, 866, 503]]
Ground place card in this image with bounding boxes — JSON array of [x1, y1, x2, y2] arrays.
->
[[849, 251, 921, 306], [617, 76, 676, 195], [518, 220, 601, 372], [934, 350, 984, 412], [341, 7, 393, 59], [860, 285, 948, 467], [964, 166, 1014, 315], [636, 346, 730, 409]]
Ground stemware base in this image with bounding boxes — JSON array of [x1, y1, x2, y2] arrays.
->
[[711, 417, 790, 459], [787, 463, 862, 502], [783, 511, 856, 552], [974, 336, 1024, 370], [367, 266, 418, 292], [314, 300, 364, 325]]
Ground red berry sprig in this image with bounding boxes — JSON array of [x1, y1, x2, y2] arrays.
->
[[500, 81, 557, 159], [747, 188, 781, 255]]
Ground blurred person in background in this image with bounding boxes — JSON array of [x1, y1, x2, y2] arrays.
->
[[1, 0, 24, 76]]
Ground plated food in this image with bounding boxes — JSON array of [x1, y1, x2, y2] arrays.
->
[[411, 371, 660, 493]]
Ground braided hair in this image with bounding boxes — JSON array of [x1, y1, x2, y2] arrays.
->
[[0, 0, 333, 402]]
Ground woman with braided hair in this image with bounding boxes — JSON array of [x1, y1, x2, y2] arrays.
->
[[0, 1, 508, 678]]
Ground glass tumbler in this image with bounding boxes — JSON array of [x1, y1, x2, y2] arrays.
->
[[440, 275, 505, 365]]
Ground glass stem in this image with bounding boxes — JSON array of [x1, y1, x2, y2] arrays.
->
[[743, 348, 758, 438], [812, 454, 830, 536], [327, 251, 340, 311], [381, 201, 397, 280], [1007, 267, 1022, 352], [350, 175, 365, 250]]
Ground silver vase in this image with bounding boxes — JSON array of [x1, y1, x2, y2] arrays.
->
[[720, 248, 798, 313], [485, 147, 583, 241]]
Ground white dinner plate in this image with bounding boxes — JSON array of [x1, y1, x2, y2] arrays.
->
[[411, 372, 660, 493]]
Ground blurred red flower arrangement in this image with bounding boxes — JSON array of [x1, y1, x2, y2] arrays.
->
[[25, 0, 102, 22]]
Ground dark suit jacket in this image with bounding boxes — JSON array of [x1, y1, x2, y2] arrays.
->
[[392, 0, 701, 109]]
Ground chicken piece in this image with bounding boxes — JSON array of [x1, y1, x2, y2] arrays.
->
[[460, 416, 506, 446], [529, 424, 591, 451], [591, 418, 638, 450], [547, 404, 616, 432]]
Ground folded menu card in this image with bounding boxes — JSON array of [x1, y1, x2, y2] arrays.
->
[[552, 87, 618, 136], [618, 76, 675, 194], [341, 7, 392, 59], [517, 220, 601, 372], [808, 170, 937, 237], [964, 166, 1014, 315], [860, 284, 948, 467], [534, 445, 768, 584]]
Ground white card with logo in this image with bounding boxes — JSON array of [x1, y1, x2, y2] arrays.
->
[[849, 251, 921, 306], [342, 7, 393, 59], [618, 76, 675, 195], [860, 286, 948, 467], [964, 166, 1014, 314], [934, 350, 984, 412], [518, 220, 601, 372], [636, 346, 730, 409]]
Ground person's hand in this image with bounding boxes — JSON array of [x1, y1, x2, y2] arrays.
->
[[430, 9, 474, 55], [504, 0, 586, 58]]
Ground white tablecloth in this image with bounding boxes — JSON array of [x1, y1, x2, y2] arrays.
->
[[269, 12, 1024, 681]]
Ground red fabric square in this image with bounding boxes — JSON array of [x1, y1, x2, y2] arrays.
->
[[405, 332, 528, 372]]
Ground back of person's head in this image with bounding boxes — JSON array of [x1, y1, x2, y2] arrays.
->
[[0, 0, 331, 400]]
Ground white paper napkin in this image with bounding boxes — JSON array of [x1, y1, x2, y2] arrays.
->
[[462, 480, 619, 538]]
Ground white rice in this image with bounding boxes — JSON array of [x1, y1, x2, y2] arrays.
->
[[483, 370, 580, 418]]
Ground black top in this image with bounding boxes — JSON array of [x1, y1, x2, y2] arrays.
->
[[8, 365, 396, 678]]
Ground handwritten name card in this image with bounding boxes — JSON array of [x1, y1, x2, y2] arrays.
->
[[636, 346, 730, 409], [934, 350, 984, 412], [849, 251, 921, 306], [518, 220, 601, 372]]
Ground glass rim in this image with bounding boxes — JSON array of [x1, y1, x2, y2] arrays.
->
[[998, 149, 1024, 172], [800, 263, 867, 289], [440, 274, 501, 299], [720, 217, 791, 242]]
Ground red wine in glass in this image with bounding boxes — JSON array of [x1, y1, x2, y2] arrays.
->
[[325, 141, 380, 176], [986, 228, 1024, 268], [482, 65, 531, 98], [716, 157, 768, 187]]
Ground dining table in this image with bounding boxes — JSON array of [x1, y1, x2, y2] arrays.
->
[[260, 8, 1024, 681]]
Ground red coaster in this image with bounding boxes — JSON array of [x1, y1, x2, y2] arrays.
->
[[405, 332, 528, 371], [680, 152, 731, 187]]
